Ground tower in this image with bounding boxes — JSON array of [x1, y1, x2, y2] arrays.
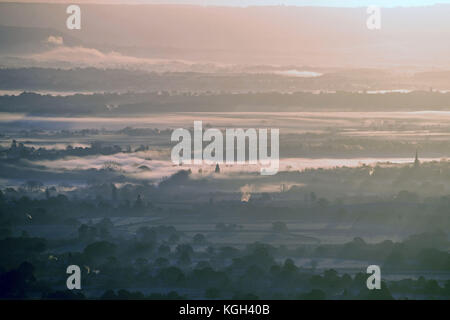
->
[[414, 150, 420, 167]]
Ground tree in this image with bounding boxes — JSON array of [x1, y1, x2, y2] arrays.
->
[[297, 289, 326, 300], [0, 262, 36, 299], [137, 226, 156, 243], [272, 221, 288, 233], [205, 287, 221, 299], [83, 241, 117, 261], [24, 180, 43, 192], [193, 233, 206, 245], [176, 244, 193, 265], [78, 224, 97, 242], [44, 290, 85, 300], [365, 282, 394, 300], [134, 194, 144, 211], [111, 184, 118, 202], [158, 267, 185, 285]]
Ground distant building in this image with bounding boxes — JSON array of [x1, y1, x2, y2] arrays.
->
[[414, 150, 420, 167]]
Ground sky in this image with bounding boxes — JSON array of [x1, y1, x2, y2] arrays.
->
[[2, 0, 450, 67], [0, 0, 449, 7]]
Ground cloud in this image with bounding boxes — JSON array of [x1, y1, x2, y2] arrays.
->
[[34, 152, 184, 181], [27, 45, 200, 71], [31, 46, 154, 66], [46, 36, 64, 46]]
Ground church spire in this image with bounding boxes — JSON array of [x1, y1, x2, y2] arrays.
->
[[414, 150, 420, 167]]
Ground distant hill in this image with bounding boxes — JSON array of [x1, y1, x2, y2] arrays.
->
[[2, 90, 450, 115]]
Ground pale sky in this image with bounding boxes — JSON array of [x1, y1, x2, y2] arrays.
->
[[0, 0, 449, 7]]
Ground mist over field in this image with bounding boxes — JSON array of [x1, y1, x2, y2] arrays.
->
[[0, 2, 449, 301]]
